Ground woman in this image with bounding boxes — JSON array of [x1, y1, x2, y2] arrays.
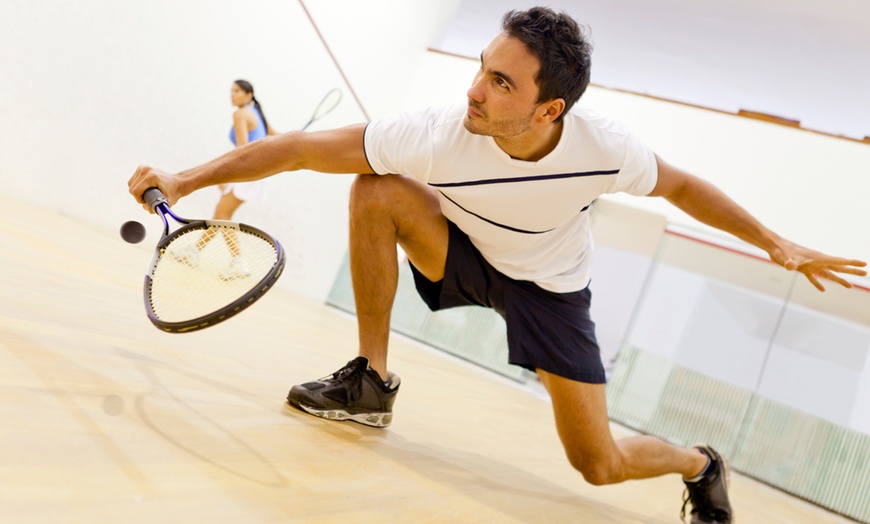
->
[[172, 80, 277, 278], [218, 79, 278, 221]]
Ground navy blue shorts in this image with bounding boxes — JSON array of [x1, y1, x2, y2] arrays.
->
[[409, 222, 605, 384]]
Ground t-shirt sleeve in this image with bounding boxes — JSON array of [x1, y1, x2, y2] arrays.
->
[[608, 130, 658, 196], [363, 108, 435, 183]]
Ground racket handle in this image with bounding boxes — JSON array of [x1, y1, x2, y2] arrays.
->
[[143, 187, 169, 211]]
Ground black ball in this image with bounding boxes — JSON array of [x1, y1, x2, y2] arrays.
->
[[120, 220, 146, 244]]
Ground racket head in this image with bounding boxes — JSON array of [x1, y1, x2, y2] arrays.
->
[[143, 219, 285, 333], [302, 88, 343, 130]]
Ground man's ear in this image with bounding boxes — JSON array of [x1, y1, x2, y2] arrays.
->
[[539, 98, 566, 123]]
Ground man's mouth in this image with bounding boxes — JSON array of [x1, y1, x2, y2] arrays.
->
[[467, 102, 484, 119]]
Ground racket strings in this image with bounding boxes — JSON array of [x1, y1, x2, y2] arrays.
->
[[149, 226, 279, 322]]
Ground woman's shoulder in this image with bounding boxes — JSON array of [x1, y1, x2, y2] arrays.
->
[[233, 106, 256, 124]]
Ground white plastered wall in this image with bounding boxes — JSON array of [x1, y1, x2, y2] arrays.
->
[[403, 51, 870, 270], [0, 0, 458, 301], [1, 0, 868, 304]]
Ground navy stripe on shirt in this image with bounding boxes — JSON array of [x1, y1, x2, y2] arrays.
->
[[437, 191, 552, 234], [437, 192, 595, 234], [429, 169, 619, 188]]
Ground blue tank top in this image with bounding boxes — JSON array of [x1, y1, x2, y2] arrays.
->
[[229, 106, 267, 145]]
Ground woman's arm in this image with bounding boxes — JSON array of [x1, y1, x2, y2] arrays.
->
[[233, 108, 250, 147]]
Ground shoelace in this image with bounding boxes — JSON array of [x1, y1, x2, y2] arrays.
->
[[323, 359, 365, 402], [319, 359, 359, 381], [680, 483, 728, 523]]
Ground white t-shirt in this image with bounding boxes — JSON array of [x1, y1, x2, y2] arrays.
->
[[363, 104, 658, 293]]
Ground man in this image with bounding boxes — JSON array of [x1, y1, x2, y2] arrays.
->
[[129, 8, 867, 523]]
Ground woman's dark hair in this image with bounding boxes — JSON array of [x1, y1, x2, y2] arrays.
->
[[234, 79, 270, 132], [501, 8, 593, 121]]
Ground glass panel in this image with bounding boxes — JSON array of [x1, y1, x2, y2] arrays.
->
[[328, 212, 870, 522], [608, 227, 870, 523], [327, 255, 526, 381]]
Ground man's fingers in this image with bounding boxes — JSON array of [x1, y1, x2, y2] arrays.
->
[[128, 165, 160, 204], [833, 265, 869, 277], [804, 272, 826, 292], [801, 267, 861, 291], [779, 245, 866, 292], [819, 270, 851, 289]]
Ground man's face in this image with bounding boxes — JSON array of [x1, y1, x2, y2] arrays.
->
[[464, 33, 543, 138]]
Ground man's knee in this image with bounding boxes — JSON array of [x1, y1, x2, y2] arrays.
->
[[350, 173, 439, 219], [565, 451, 624, 486], [350, 173, 387, 205], [350, 173, 409, 217]]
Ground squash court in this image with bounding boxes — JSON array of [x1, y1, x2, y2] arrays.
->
[[3, 0, 870, 521], [0, 196, 856, 523]]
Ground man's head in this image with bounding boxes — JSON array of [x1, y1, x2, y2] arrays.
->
[[464, 7, 593, 147], [501, 7, 592, 121]]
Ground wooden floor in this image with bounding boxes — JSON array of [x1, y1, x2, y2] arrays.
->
[[0, 194, 856, 524]]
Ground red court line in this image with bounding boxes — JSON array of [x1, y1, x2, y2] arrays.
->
[[297, 0, 370, 121], [427, 47, 870, 148], [664, 228, 870, 293]]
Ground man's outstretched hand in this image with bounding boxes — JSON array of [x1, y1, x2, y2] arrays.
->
[[770, 239, 868, 291]]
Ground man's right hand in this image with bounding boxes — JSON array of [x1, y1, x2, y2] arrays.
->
[[128, 165, 182, 212]]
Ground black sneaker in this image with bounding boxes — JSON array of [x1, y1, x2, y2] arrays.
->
[[286, 356, 399, 428], [681, 445, 733, 524]]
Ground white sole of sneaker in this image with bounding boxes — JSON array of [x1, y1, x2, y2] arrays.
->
[[286, 401, 392, 428]]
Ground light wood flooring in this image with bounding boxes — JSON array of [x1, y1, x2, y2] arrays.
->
[[0, 195, 857, 523]]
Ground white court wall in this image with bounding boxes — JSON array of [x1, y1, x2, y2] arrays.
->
[[402, 51, 870, 272], [0, 0, 458, 301], [1, 1, 868, 303]]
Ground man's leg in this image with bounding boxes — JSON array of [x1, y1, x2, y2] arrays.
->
[[286, 174, 448, 428], [537, 370, 732, 522], [537, 369, 706, 483], [349, 174, 449, 380]]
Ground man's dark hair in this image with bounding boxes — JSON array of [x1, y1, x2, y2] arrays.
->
[[502, 7, 592, 121]]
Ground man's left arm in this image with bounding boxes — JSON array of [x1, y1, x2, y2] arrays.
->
[[648, 155, 867, 291]]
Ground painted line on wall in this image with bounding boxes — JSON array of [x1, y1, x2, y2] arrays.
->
[[297, 0, 370, 121], [665, 227, 869, 292]]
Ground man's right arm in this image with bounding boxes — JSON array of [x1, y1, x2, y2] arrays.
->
[[128, 123, 373, 207]]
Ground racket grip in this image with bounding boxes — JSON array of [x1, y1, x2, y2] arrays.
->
[[143, 187, 169, 211]]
